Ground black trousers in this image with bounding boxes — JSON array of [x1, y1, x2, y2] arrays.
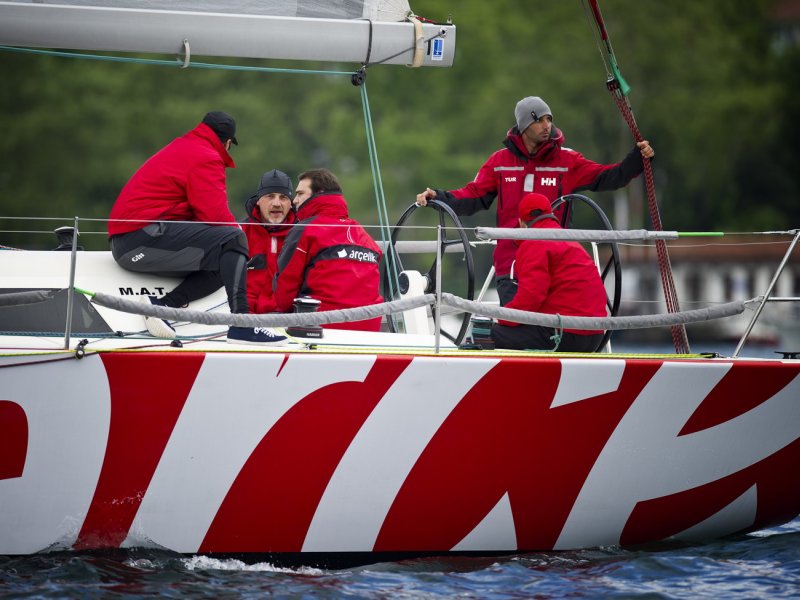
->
[[110, 221, 250, 313], [492, 322, 604, 352]]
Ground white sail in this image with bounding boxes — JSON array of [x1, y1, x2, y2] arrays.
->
[[0, 0, 456, 67]]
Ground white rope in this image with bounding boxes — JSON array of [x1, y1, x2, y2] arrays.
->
[[91, 292, 435, 327], [476, 227, 679, 242], [87, 290, 751, 332], [440, 294, 748, 331]]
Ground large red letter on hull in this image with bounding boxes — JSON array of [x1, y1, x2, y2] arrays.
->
[[75, 353, 205, 549], [376, 359, 661, 551], [0, 400, 27, 480]]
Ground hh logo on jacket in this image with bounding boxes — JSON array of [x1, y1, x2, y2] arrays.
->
[[523, 173, 560, 192]]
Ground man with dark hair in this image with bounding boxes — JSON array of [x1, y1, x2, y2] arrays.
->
[[490, 192, 607, 352], [108, 111, 287, 345], [417, 95, 654, 306], [273, 168, 383, 331], [242, 169, 296, 313]]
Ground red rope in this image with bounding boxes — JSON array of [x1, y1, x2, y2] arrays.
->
[[609, 86, 691, 353]]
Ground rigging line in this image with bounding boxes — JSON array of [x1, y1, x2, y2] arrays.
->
[[0, 45, 355, 77], [610, 83, 687, 351], [363, 19, 374, 66], [583, 0, 689, 354], [360, 85, 387, 232], [581, 0, 611, 79], [0, 354, 97, 369], [2, 215, 793, 237], [359, 83, 397, 300], [620, 240, 798, 249], [582, 0, 630, 97]]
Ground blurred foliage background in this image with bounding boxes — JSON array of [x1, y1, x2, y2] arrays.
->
[[0, 0, 798, 251]]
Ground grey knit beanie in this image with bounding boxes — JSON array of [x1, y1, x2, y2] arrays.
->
[[514, 96, 553, 133]]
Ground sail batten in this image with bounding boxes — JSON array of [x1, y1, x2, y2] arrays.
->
[[0, 1, 455, 67]]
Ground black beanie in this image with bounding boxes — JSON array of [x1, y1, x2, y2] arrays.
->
[[201, 111, 238, 145], [256, 169, 293, 199]]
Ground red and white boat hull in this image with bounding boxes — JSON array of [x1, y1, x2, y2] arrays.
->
[[2, 351, 799, 557]]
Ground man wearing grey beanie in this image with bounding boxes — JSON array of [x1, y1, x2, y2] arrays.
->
[[416, 95, 654, 306]]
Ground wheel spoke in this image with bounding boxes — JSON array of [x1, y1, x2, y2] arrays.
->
[[600, 255, 613, 280], [382, 200, 475, 345]]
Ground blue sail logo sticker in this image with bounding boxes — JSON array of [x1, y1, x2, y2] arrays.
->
[[432, 38, 444, 61]]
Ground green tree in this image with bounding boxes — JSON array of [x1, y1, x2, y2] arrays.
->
[[1, 0, 798, 252]]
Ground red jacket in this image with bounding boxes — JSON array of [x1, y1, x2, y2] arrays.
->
[[274, 192, 383, 331], [109, 123, 237, 236], [242, 195, 296, 314], [501, 219, 608, 335], [434, 127, 644, 277]]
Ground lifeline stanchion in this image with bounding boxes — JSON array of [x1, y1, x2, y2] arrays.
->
[[433, 224, 444, 354], [733, 229, 800, 357], [64, 216, 79, 350]]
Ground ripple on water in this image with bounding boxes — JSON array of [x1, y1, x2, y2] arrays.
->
[[0, 520, 798, 599]]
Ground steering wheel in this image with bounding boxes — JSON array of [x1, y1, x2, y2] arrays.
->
[[552, 193, 622, 352], [382, 199, 475, 345]]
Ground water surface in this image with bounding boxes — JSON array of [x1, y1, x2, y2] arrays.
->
[[2, 519, 798, 598]]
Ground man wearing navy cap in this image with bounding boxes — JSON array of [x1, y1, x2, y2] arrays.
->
[[108, 111, 287, 346]]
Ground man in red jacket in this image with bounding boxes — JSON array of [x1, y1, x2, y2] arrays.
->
[[108, 111, 287, 345], [490, 192, 607, 352], [416, 96, 654, 305], [242, 169, 296, 313], [274, 169, 383, 331]]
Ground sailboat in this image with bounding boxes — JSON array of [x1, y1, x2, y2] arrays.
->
[[1, 0, 799, 568]]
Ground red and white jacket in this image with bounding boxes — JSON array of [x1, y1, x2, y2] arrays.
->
[[109, 123, 237, 236], [433, 127, 644, 277], [274, 192, 383, 331], [242, 195, 297, 314], [501, 219, 608, 335]]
